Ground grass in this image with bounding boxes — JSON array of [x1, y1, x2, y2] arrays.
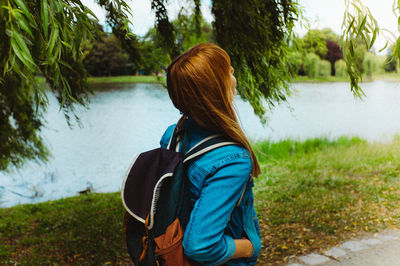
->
[[253, 136, 400, 264], [293, 72, 400, 83], [35, 75, 165, 87], [293, 75, 350, 83], [87, 75, 165, 84], [1, 136, 400, 264], [0, 193, 130, 265]]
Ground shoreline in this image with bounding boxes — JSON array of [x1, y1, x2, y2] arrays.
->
[[36, 73, 400, 86]]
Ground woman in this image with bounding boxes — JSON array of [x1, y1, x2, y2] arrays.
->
[[160, 43, 261, 265]]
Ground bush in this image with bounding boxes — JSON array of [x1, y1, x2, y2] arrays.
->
[[335, 59, 348, 78], [384, 49, 398, 73], [317, 60, 331, 77], [286, 52, 304, 76], [83, 35, 133, 76], [304, 53, 320, 78], [362, 52, 378, 78]]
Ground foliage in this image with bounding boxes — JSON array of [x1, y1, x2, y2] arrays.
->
[[4, 0, 400, 170], [83, 34, 132, 76], [362, 52, 378, 79], [173, 10, 213, 52], [299, 29, 328, 58], [0, 0, 101, 170], [325, 40, 343, 76], [286, 51, 304, 76], [209, 0, 301, 122], [144, 11, 213, 64], [384, 48, 398, 73], [303, 53, 320, 78], [137, 40, 170, 74], [295, 28, 343, 76], [83, 30, 169, 76], [341, 0, 380, 96], [0, 0, 135, 170], [335, 59, 349, 78], [318, 60, 331, 77]]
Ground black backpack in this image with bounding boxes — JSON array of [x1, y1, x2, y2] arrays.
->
[[121, 120, 236, 265]]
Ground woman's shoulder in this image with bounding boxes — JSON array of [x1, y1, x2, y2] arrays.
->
[[159, 121, 251, 174], [160, 124, 176, 148], [194, 143, 251, 175]]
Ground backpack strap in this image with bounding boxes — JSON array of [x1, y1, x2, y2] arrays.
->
[[167, 115, 187, 151], [183, 135, 236, 164], [182, 135, 248, 208]]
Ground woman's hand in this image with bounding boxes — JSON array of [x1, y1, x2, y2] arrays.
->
[[232, 239, 254, 258]]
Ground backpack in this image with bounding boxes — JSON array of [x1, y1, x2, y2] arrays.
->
[[121, 119, 236, 265]]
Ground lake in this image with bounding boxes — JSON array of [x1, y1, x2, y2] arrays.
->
[[1, 81, 400, 207]]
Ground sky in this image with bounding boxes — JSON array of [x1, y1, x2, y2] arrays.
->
[[81, 0, 399, 54]]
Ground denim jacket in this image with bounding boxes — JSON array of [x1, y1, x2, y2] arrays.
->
[[160, 118, 261, 265]]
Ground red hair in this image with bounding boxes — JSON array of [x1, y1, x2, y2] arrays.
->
[[167, 43, 260, 177]]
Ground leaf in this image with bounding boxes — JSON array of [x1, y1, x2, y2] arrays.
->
[[349, 39, 355, 57], [357, 15, 367, 37], [378, 41, 388, 53], [10, 60, 27, 79], [41, 0, 49, 39], [61, 41, 72, 49], [10, 31, 35, 69], [47, 26, 59, 58], [13, 0, 34, 23], [69, 95, 78, 103], [370, 28, 377, 49], [15, 14, 34, 38], [346, 17, 355, 34]]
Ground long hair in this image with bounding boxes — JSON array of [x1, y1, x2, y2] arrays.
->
[[167, 43, 261, 177]]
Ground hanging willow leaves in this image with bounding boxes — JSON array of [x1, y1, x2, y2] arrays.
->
[[3, 0, 400, 172], [212, 0, 300, 122], [339, 0, 400, 97], [0, 0, 133, 170]]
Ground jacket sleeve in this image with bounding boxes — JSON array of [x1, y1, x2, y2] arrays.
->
[[183, 152, 252, 265]]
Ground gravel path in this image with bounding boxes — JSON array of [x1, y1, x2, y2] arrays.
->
[[286, 229, 400, 266]]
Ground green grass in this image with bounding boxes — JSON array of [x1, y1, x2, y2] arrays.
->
[[87, 75, 165, 84], [293, 75, 350, 83], [35, 75, 165, 87], [253, 136, 400, 264], [0, 193, 130, 265], [374, 72, 400, 81], [1, 136, 400, 265], [293, 73, 400, 83]]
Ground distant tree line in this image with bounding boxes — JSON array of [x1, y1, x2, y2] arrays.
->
[[83, 13, 213, 76], [287, 28, 398, 79], [83, 24, 398, 79]]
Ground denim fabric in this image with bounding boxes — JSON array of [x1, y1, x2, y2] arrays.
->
[[160, 118, 261, 265]]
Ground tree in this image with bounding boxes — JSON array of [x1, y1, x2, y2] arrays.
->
[[295, 28, 343, 76], [362, 52, 378, 79], [136, 39, 169, 74], [300, 29, 328, 58], [144, 10, 213, 66], [325, 40, 343, 76], [1, 0, 302, 170], [83, 34, 133, 76], [2, 0, 400, 170]]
